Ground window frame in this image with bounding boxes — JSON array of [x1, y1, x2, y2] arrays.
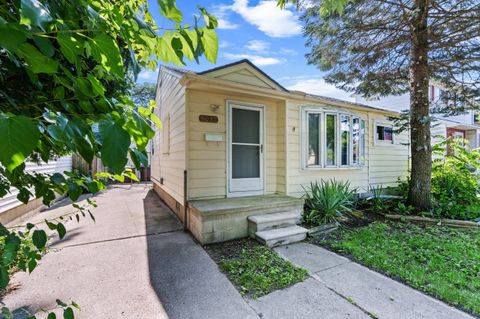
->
[[301, 106, 366, 170], [374, 121, 395, 145]]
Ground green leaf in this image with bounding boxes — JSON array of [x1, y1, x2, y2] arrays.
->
[[17, 187, 31, 204], [63, 307, 74, 319], [123, 169, 139, 182], [0, 268, 9, 290], [32, 229, 47, 250], [51, 173, 66, 184], [20, 0, 52, 29], [57, 34, 84, 64], [57, 223, 66, 239], [158, 0, 183, 23], [0, 22, 28, 52], [89, 34, 124, 77], [0, 115, 40, 171], [33, 36, 55, 57], [129, 148, 148, 169], [98, 118, 131, 174], [48, 312, 57, 319], [67, 180, 82, 201], [200, 28, 218, 63], [124, 111, 154, 151], [17, 43, 59, 74], [87, 74, 105, 96], [28, 258, 37, 272]]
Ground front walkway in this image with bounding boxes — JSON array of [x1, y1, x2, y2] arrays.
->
[[272, 243, 474, 319], [2, 184, 474, 318]]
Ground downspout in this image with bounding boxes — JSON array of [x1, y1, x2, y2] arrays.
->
[[183, 169, 188, 231]]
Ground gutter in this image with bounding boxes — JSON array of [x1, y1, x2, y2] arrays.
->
[[180, 73, 401, 117]]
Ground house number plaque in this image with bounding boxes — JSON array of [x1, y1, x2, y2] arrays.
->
[[199, 115, 218, 123]]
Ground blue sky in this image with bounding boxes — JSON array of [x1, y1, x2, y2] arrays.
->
[[138, 0, 353, 100]]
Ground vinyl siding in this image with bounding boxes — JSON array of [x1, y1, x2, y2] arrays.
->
[[186, 89, 285, 199], [0, 156, 72, 214], [286, 101, 410, 196], [368, 113, 410, 188], [151, 68, 186, 204]]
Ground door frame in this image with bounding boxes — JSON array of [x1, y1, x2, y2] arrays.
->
[[226, 100, 265, 198]]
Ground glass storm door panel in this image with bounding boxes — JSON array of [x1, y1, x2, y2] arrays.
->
[[229, 104, 264, 194]]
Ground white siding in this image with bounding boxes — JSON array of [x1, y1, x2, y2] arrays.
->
[[151, 68, 186, 204], [0, 156, 73, 213]]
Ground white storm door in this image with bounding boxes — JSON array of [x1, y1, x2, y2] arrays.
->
[[228, 103, 264, 195]]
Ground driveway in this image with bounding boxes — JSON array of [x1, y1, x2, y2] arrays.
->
[[2, 184, 257, 319]]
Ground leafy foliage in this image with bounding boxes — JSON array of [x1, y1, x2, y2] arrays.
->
[[430, 138, 480, 220], [0, 0, 218, 317], [303, 179, 356, 226], [320, 222, 480, 316]]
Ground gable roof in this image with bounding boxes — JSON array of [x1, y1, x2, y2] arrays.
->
[[197, 59, 288, 92]]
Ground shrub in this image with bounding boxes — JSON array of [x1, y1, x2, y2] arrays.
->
[[431, 139, 480, 220], [303, 180, 356, 226]]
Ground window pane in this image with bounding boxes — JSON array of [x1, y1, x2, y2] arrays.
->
[[308, 113, 320, 166], [352, 118, 360, 165], [232, 145, 260, 178], [326, 114, 336, 166], [377, 125, 393, 142], [232, 108, 259, 144], [361, 120, 366, 165], [341, 115, 350, 165]]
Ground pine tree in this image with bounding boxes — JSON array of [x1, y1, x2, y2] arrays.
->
[[301, 0, 480, 209]]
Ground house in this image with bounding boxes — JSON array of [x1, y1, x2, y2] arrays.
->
[[0, 156, 72, 225], [151, 60, 410, 246], [356, 83, 480, 149]]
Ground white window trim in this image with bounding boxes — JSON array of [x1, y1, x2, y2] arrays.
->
[[301, 106, 366, 170], [374, 121, 395, 146]]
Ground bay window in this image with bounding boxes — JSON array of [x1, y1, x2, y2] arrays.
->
[[304, 108, 365, 168]]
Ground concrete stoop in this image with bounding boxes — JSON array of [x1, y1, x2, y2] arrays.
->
[[248, 210, 307, 247]]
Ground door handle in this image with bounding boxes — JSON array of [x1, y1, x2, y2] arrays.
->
[[260, 144, 263, 153]]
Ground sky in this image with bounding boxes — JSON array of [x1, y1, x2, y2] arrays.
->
[[138, 0, 354, 101]]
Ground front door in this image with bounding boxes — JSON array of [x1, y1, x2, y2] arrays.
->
[[228, 103, 264, 196]]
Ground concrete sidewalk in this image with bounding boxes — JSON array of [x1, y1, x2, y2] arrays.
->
[[273, 243, 474, 319]]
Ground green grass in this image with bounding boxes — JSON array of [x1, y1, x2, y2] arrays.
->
[[319, 222, 480, 316], [206, 239, 308, 298]]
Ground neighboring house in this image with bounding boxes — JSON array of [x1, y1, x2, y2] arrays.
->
[[356, 83, 480, 149], [0, 156, 73, 225], [151, 59, 409, 246]]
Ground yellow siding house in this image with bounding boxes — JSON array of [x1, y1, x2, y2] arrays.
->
[[151, 60, 410, 246]]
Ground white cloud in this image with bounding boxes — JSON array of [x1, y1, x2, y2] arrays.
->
[[137, 68, 159, 83], [218, 18, 239, 29], [288, 78, 354, 101], [212, 4, 239, 30], [224, 53, 283, 66], [232, 0, 302, 38], [219, 41, 232, 48], [280, 48, 298, 56], [245, 40, 270, 52]]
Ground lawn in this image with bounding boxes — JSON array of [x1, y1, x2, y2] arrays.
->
[[316, 222, 480, 316], [205, 239, 308, 298]]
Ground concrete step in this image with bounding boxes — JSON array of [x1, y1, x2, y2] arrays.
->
[[255, 225, 308, 248], [248, 211, 300, 238]]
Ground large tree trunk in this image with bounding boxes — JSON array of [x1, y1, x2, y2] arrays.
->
[[407, 0, 431, 209]]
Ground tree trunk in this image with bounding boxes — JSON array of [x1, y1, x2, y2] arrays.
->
[[407, 0, 431, 210]]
